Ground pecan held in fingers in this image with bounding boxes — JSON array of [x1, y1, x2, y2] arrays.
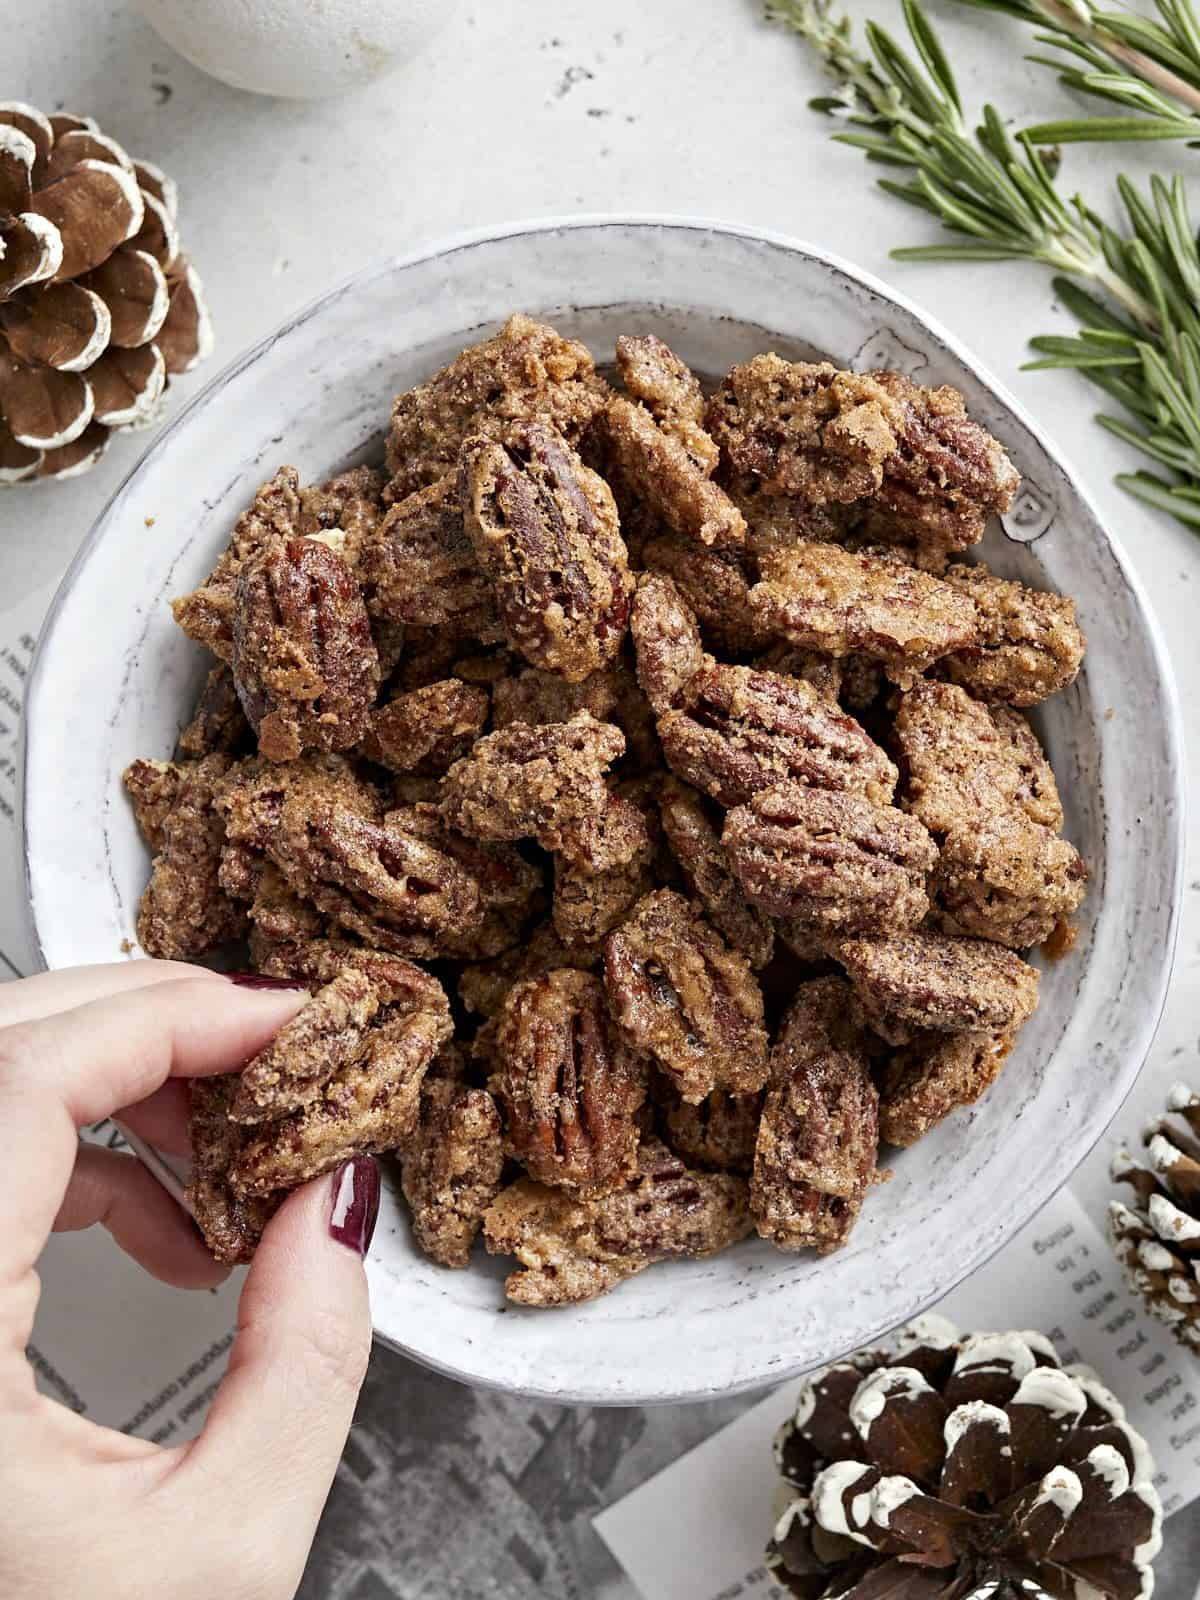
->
[[459, 421, 633, 681]]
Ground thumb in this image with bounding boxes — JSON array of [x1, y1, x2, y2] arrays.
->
[[177, 1157, 377, 1589]]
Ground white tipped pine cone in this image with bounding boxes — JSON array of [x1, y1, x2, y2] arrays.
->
[[1111, 1083, 1200, 1354], [0, 103, 212, 483], [768, 1316, 1161, 1599]]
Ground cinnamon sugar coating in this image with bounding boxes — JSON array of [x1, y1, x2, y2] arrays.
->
[[656, 1080, 762, 1175], [459, 918, 602, 1019], [615, 333, 718, 473], [940, 562, 1086, 707], [603, 395, 746, 547], [363, 679, 489, 776], [630, 571, 707, 717], [132, 753, 246, 959], [879, 1029, 1015, 1147], [124, 758, 185, 854], [751, 977, 880, 1253], [603, 888, 769, 1103], [297, 465, 385, 569], [552, 793, 656, 946], [492, 661, 622, 729], [399, 1063, 504, 1268]]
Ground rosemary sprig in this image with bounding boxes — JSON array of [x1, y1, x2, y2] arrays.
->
[[767, 0, 1200, 529], [947, 0, 1200, 144]]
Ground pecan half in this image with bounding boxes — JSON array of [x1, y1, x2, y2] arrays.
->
[[658, 776, 775, 969], [385, 313, 610, 497], [935, 814, 1087, 950], [939, 562, 1086, 707], [749, 542, 979, 683], [400, 1059, 505, 1269], [643, 533, 775, 655], [879, 1030, 1015, 1147], [658, 662, 898, 808], [603, 395, 745, 547], [296, 464, 384, 569], [722, 784, 936, 936], [630, 570, 707, 717], [750, 977, 880, 1253], [255, 936, 453, 1012], [482, 1138, 751, 1306], [832, 929, 1040, 1043], [186, 1077, 283, 1265], [553, 793, 656, 946], [488, 969, 647, 1193], [615, 333, 718, 473], [603, 888, 769, 1103], [232, 537, 379, 763], [231, 967, 382, 1123], [655, 1079, 762, 1174], [459, 421, 633, 681], [357, 474, 500, 640], [124, 758, 185, 854], [438, 713, 625, 867], [362, 679, 489, 776]]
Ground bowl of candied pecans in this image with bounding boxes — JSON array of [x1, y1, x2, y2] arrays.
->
[[23, 219, 1184, 1402]]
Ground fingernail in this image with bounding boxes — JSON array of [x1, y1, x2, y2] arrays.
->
[[329, 1156, 380, 1257], [226, 972, 309, 991]]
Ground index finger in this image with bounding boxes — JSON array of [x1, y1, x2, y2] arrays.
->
[[0, 959, 227, 1030]]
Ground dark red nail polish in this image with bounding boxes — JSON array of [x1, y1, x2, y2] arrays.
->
[[226, 972, 308, 991], [329, 1156, 380, 1256]]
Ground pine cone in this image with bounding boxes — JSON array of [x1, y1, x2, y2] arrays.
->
[[0, 102, 211, 483], [767, 1316, 1161, 1600], [1110, 1083, 1200, 1354]]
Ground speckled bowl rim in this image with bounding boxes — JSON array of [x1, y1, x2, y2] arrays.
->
[[21, 216, 1186, 1404]]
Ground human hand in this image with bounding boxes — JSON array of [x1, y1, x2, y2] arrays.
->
[[0, 962, 378, 1600]]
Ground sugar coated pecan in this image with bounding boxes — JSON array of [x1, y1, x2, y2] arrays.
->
[[750, 977, 880, 1253], [655, 1079, 762, 1174], [483, 1138, 751, 1306], [658, 776, 775, 968], [459, 917, 602, 1019], [244, 860, 327, 946], [603, 888, 769, 1103], [176, 664, 252, 759], [124, 758, 185, 854], [723, 784, 935, 936], [879, 1029, 1015, 1147], [630, 571, 707, 716], [231, 968, 381, 1123], [603, 395, 745, 547], [363, 679, 489, 776], [725, 470, 862, 563], [935, 814, 1086, 950], [255, 936, 451, 1011], [615, 333, 718, 473], [643, 533, 775, 655], [707, 357, 900, 503], [232, 536, 379, 763], [296, 464, 384, 569], [488, 969, 646, 1193], [460, 420, 632, 681], [187, 1076, 283, 1264], [658, 661, 897, 808], [385, 313, 610, 497], [750, 542, 979, 682], [833, 929, 1040, 1043], [438, 713, 624, 865], [939, 562, 1086, 707], [400, 1059, 504, 1269], [553, 794, 656, 946]]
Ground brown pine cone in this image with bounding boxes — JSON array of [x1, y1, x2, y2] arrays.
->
[[768, 1316, 1162, 1599], [1110, 1083, 1200, 1354], [0, 104, 210, 482]]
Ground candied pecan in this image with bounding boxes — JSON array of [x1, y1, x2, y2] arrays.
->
[[832, 929, 1040, 1043], [233, 1003, 453, 1196], [363, 679, 489, 776], [400, 1068, 504, 1268], [482, 1138, 751, 1306], [459, 421, 633, 681], [749, 542, 979, 683], [488, 969, 646, 1193], [438, 714, 624, 867], [750, 977, 880, 1253], [124, 758, 184, 853], [385, 313, 610, 497], [935, 814, 1087, 949], [893, 680, 1063, 836], [939, 562, 1086, 707], [643, 533, 775, 655], [879, 1029, 1015, 1148], [246, 859, 326, 945], [615, 333, 718, 473], [553, 794, 656, 946], [231, 968, 381, 1123], [603, 889, 769, 1103], [176, 665, 252, 759], [722, 785, 935, 936], [658, 661, 897, 809], [658, 776, 774, 969], [231, 537, 379, 763], [172, 467, 301, 661], [603, 395, 745, 547], [216, 752, 380, 855], [132, 753, 246, 959], [655, 1079, 762, 1174], [296, 464, 384, 568], [862, 370, 1020, 555], [492, 662, 621, 729], [724, 470, 862, 563], [187, 1076, 283, 1265], [459, 918, 602, 1018], [358, 475, 501, 641], [707, 358, 900, 504], [752, 641, 843, 702], [629, 571, 706, 716], [255, 937, 452, 1012]]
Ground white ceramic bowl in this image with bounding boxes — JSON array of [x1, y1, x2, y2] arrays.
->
[[22, 218, 1185, 1404]]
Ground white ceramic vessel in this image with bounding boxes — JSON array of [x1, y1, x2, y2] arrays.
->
[[22, 219, 1185, 1404]]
